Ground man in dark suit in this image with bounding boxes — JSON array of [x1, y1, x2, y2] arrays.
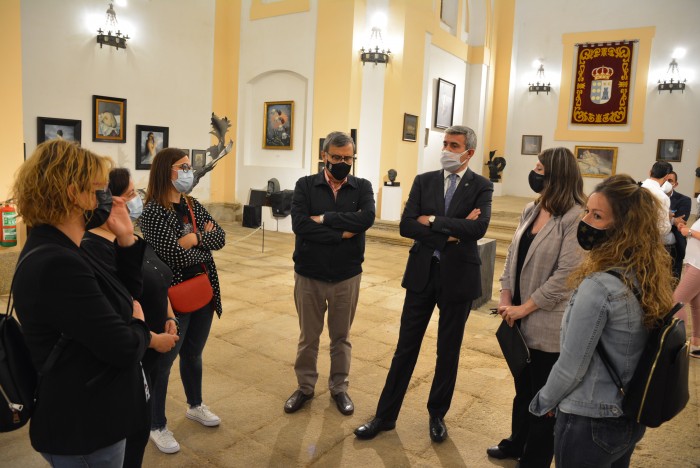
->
[[354, 125, 493, 443], [667, 171, 691, 278], [667, 171, 691, 222]]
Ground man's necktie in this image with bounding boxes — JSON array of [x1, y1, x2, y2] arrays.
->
[[445, 173, 459, 213], [435, 173, 459, 260]]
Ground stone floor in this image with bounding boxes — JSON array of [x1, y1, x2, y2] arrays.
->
[[1, 207, 698, 467]]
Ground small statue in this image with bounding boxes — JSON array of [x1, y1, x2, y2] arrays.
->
[[485, 150, 507, 183], [188, 113, 234, 193], [384, 168, 400, 186]]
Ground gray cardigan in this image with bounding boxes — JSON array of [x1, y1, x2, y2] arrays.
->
[[500, 202, 583, 352]]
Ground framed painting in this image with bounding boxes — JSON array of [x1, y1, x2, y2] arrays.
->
[[92, 95, 126, 142], [656, 139, 683, 162], [402, 113, 418, 142], [521, 135, 542, 155], [135, 125, 169, 170], [263, 101, 294, 150], [574, 145, 618, 178], [37, 117, 81, 145], [434, 78, 456, 129], [191, 149, 207, 170]]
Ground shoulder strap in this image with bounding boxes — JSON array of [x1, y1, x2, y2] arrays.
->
[[7, 244, 69, 375], [184, 197, 198, 233]]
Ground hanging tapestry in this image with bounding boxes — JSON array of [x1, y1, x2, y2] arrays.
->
[[571, 41, 635, 125]]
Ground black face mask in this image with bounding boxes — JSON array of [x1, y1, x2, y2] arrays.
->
[[577, 219, 608, 251], [528, 170, 545, 193], [326, 160, 352, 181], [84, 189, 113, 230]]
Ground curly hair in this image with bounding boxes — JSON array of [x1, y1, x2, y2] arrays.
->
[[12, 140, 111, 227], [145, 147, 188, 209], [569, 174, 674, 327], [537, 147, 586, 216]]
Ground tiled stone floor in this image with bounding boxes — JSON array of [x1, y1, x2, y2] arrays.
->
[[1, 204, 698, 467]]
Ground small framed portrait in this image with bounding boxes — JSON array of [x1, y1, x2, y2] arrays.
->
[[92, 95, 126, 143], [135, 125, 169, 170], [402, 113, 418, 142], [521, 135, 542, 155], [434, 78, 456, 129], [656, 139, 683, 162], [263, 101, 294, 150], [37, 117, 81, 145], [191, 149, 207, 170], [317, 161, 325, 173], [574, 145, 618, 178]]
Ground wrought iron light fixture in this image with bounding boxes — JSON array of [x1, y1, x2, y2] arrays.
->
[[97, 3, 129, 50], [360, 27, 391, 66], [529, 64, 551, 95], [658, 58, 686, 93]]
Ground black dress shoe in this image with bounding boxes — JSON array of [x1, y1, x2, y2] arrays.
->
[[284, 390, 313, 414], [429, 416, 447, 443], [354, 417, 396, 440], [332, 392, 354, 415], [486, 444, 520, 460]]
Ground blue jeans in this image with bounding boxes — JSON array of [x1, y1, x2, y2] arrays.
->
[[151, 304, 214, 429], [41, 439, 125, 467], [554, 412, 645, 467]]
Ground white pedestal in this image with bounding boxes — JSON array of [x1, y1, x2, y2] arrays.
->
[[260, 206, 293, 233], [381, 185, 402, 221], [492, 181, 503, 197]]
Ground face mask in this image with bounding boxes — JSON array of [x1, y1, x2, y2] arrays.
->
[[126, 195, 143, 220], [577, 219, 608, 251], [440, 150, 466, 173], [172, 170, 194, 193], [325, 160, 352, 180], [84, 189, 113, 230], [661, 180, 672, 194], [528, 170, 546, 193]]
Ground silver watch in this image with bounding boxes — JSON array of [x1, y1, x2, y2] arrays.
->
[[428, 215, 436, 225]]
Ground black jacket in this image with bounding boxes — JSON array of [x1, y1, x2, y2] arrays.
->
[[400, 168, 493, 303], [291, 172, 375, 282], [670, 190, 691, 222], [14, 225, 150, 455]]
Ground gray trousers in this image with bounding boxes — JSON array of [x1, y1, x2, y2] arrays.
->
[[293, 272, 361, 395]]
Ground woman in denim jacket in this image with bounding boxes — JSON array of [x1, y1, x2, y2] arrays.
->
[[530, 175, 674, 467]]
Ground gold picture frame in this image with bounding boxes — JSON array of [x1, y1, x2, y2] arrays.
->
[[574, 145, 618, 178], [263, 101, 293, 150]]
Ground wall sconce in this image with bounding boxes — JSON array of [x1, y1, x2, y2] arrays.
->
[[96, 3, 129, 50], [529, 64, 551, 94], [658, 58, 686, 93], [360, 27, 391, 66]]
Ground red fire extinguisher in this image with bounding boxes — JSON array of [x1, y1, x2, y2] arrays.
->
[[1, 203, 17, 247]]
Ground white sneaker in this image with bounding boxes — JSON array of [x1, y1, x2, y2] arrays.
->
[[149, 427, 180, 454], [186, 404, 221, 427]]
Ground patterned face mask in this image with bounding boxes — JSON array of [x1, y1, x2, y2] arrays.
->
[[577, 219, 608, 251]]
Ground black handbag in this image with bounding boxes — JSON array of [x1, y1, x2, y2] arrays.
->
[[496, 319, 531, 378]]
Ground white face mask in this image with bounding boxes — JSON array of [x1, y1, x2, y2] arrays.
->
[[661, 180, 672, 194], [440, 150, 467, 173], [125, 195, 143, 220]]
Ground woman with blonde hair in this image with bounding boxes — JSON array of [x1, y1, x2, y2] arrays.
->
[[530, 174, 674, 467], [11, 140, 150, 466], [488, 147, 585, 466]]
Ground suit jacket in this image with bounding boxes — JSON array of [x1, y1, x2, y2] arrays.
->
[[14, 224, 150, 455], [500, 202, 583, 352], [400, 168, 493, 303], [670, 190, 691, 222]]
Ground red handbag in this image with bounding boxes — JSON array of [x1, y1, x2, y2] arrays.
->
[[168, 198, 214, 314]]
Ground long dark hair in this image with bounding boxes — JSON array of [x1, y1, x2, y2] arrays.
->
[[145, 148, 187, 209], [537, 147, 586, 216], [108, 168, 131, 197]]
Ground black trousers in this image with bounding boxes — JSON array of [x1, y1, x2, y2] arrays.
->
[[500, 348, 559, 468], [375, 259, 471, 422]]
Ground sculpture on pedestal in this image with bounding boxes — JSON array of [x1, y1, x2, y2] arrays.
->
[[384, 169, 400, 186], [485, 150, 507, 183]]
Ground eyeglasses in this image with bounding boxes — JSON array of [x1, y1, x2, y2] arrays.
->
[[327, 154, 356, 164], [171, 163, 192, 173]]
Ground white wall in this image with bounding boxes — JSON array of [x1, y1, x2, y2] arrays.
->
[[235, 0, 317, 211], [20, 0, 217, 200], [503, 0, 700, 203]]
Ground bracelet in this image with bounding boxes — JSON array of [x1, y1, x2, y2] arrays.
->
[[165, 317, 179, 324], [196, 232, 202, 245]]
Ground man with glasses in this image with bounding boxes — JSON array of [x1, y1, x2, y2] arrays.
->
[[284, 131, 375, 416], [355, 125, 493, 443]]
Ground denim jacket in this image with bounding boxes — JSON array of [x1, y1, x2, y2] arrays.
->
[[530, 271, 648, 418]]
